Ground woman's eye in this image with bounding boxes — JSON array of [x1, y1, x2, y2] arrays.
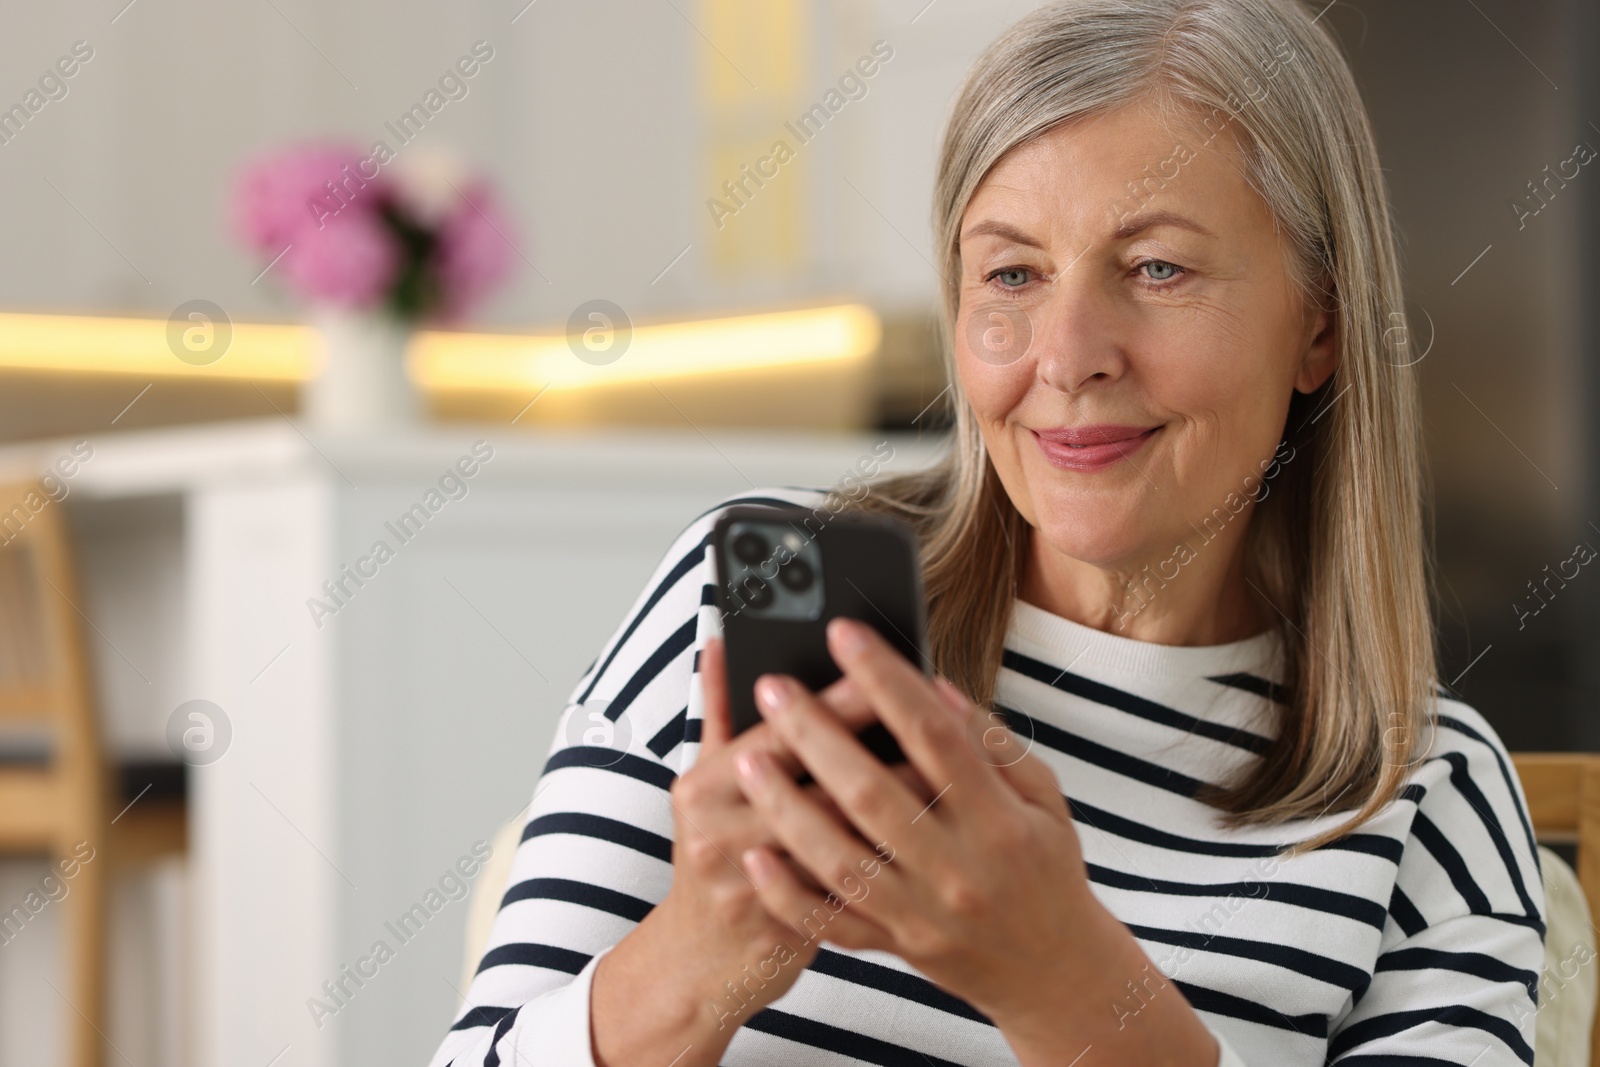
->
[[1139, 259, 1184, 283], [989, 267, 1031, 288]]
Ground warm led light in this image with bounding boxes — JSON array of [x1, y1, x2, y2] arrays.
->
[[410, 303, 881, 392], [0, 311, 313, 380], [0, 303, 881, 391]]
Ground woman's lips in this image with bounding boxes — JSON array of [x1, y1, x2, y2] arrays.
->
[[1031, 424, 1160, 472]]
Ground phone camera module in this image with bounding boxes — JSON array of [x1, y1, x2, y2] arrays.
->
[[778, 557, 813, 593], [723, 520, 824, 621], [731, 530, 768, 566], [741, 576, 775, 610]]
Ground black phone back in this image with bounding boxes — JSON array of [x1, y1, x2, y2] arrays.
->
[[710, 504, 930, 763]]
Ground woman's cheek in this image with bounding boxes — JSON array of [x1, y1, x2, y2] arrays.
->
[[955, 329, 1035, 424], [961, 302, 1037, 369]]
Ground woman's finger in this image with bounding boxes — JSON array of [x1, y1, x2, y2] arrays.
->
[[704, 635, 882, 760], [698, 635, 733, 752], [932, 677, 1067, 815], [750, 672, 939, 856], [824, 618, 997, 805], [798, 761, 935, 835], [989, 745, 1069, 814], [814, 674, 872, 720], [734, 744, 907, 923], [740, 845, 896, 954], [717, 674, 893, 783]]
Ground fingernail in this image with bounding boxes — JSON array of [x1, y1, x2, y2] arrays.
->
[[755, 675, 789, 712], [736, 750, 770, 785], [742, 847, 771, 886], [830, 617, 870, 658]]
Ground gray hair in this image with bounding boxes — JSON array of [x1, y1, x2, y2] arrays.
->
[[856, 0, 1434, 843]]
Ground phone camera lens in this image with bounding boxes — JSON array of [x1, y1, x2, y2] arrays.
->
[[778, 557, 813, 593], [731, 530, 768, 566], [742, 577, 774, 610]]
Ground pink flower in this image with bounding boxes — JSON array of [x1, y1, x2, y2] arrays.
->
[[230, 141, 519, 320], [278, 208, 400, 308], [232, 143, 377, 254], [433, 179, 518, 323]]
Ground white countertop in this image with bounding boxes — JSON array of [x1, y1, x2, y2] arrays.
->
[[0, 417, 949, 497]]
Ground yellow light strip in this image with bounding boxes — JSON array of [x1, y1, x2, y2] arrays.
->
[[0, 303, 881, 389], [410, 303, 881, 392], [0, 312, 313, 380]]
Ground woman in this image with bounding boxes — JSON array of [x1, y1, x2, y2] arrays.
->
[[430, 0, 1544, 1063]]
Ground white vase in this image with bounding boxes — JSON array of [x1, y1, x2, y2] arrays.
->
[[303, 306, 420, 430]]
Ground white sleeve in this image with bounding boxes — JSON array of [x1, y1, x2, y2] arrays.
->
[[452, 945, 612, 1067], [1212, 1028, 1249, 1067]]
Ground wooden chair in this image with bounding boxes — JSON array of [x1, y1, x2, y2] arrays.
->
[[1512, 753, 1600, 1065], [0, 480, 109, 1067]]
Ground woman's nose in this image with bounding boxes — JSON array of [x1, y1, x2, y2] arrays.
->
[[1030, 266, 1130, 395]]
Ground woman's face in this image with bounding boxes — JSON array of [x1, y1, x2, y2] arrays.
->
[[955, 98, 1336, 576]]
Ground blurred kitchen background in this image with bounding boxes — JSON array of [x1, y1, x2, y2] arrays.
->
[[0, 0, 1596, 1064]]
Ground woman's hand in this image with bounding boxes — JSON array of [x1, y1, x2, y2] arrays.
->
[[590, 634, 936, 1067], [728, 617, 1220, 1067]]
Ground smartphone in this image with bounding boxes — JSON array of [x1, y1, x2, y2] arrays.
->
[[710, 504, 931, 769]]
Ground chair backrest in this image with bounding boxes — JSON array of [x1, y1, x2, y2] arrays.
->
[[1513, 753, 1600, 1064], [0, 522, 52, 717], [0, 480, 109, 1067], [459, 813, 524, 999], [0, 480, 105, 850]]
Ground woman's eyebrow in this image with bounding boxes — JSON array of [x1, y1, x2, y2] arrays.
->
[[960, 220, 1045, 249], [1112, 209, 1217, 241], [962, 210, 1218, 250]]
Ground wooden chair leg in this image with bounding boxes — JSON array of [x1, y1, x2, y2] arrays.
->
[[61, 844, 107, 1067]]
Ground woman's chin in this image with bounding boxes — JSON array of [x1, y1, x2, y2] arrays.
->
[[1030, 515, 1161, 572]]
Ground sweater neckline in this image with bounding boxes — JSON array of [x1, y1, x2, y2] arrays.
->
[[1006, 597, 1285, 681]]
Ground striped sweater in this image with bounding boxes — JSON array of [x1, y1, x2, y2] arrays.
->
[[429, 486, 1545, 1066]]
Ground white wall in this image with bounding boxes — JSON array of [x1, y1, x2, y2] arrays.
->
[[0, 0, 1053, 331]]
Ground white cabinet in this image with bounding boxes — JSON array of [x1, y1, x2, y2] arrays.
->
[[0, 419, 941, 1067]]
